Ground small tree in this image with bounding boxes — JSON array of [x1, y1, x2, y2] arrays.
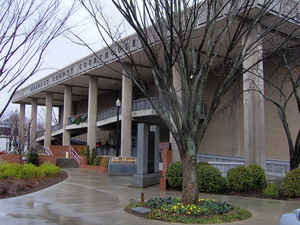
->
[[79, 0, 300, 203]]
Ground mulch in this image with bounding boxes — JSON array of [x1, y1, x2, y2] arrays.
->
[[0, 171, 68, 199]]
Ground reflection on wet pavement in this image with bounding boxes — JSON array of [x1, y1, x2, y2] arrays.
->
[[0, 168, 298, 225]]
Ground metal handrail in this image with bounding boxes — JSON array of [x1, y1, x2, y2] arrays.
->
[[36, 144, 54, 156], [44, 147, 54, 156], [70, 147, 81, 166], [36, 123, 63, 138], [51, 123, 63, 131]]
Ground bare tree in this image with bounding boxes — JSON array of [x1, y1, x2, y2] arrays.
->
[[0, 0, 74, 118], [254, 47, 300, 170], [1, 110, 29, 154], [79, 0, 300, 203]]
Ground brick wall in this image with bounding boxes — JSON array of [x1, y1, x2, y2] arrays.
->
[[39, 155, 56, 165], [1, 154, 22, 164], [1, 154, 56, 165]]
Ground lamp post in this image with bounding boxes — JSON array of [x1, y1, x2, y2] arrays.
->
[[116, 98, 121, 156]]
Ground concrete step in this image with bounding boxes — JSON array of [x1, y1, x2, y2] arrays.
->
[[56, 158, 79, 168]]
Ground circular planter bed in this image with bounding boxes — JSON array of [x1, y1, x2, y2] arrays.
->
[[125, 197, 251, 224]]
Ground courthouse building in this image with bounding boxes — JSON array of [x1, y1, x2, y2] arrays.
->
[[12, 0, 300, 177]]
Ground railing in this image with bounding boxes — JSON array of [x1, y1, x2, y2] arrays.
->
[[97, 107, 121, 121], [36, 130, 44, 138], [36, 144, 54, 156], [36, 97, 207, 139], [44, 147, 54, 156], [133, 97, 159, 111], [51, 123, 63, 131], [97, 97, 159, 121], [69, 147, 81, 166], [36, 123, 64, 138]]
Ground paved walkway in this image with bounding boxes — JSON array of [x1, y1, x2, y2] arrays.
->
[[0, 169, 298, 225]]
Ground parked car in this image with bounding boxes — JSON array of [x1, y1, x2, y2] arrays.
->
[[279, 209, 300, 225]]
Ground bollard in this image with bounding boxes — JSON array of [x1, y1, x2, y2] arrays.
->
[[141, 192, 144, 203]]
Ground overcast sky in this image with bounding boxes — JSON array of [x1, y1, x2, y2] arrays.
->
[[1, 1, 124, 123]]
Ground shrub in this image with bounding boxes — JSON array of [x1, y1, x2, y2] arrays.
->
[[282, 168, 300, 198], [87, 148, 96, 165], [227, 166, 254, 192], [145, 197, 180, 209], [79, 146, 89, 156], [39, 163, 60, 177], [93, 157, 103, 166], [100, 157, 110, 168], [17, 163, 40, 179], [197, 164, 227, 193], [0, 163, 60, 179], [248, 164, 267, 191], [166, 161, 183, 188], [263, 183, 280, 198], [27, 151, 39, 166], [0, 163, 21, 179]]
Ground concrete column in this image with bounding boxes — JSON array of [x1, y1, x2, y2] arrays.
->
[[30, 98, 37, 149], [44, 93, 53, 148], [132, 123, 161, 187], [87, 76, 98, 150], [63, 86, 72, 145], [18, 103, 25, 151], [243, 24, 265, 168], [121, 68, 132, 157], [137, 123, 149, 175], [169, 66, 181, 162]]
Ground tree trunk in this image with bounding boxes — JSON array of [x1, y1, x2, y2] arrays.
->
[[181, 138, 199, 204], [291, 129, 300, 170]]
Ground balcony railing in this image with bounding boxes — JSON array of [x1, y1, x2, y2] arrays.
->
[[37, 97, 207, 139], [97, 97, 159, 121], [52, 123, 63, 131], [36, 123, 63, 138]]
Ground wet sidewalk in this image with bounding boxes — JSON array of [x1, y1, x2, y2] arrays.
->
[[0, 169, 298, 225]]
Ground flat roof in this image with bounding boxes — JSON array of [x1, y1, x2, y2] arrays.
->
[[12, 0, 300, 105]]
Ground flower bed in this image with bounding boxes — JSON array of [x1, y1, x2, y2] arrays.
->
[[126, 197, 251, 224]]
